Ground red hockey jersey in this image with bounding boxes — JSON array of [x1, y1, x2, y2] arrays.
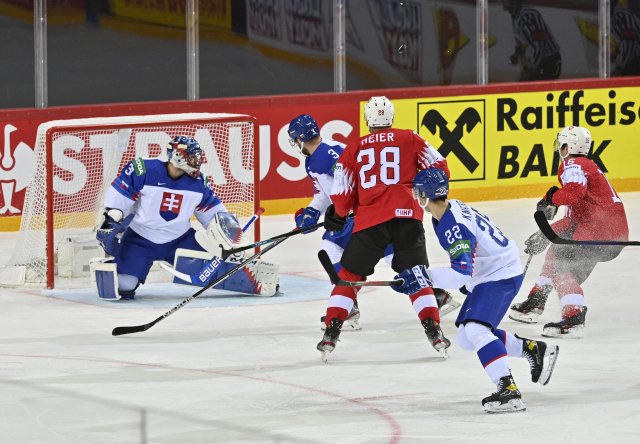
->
[[330, 128, 449, 232], [551, 156, 628, 241]]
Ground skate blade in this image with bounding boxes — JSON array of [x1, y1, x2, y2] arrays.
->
[[439, 299, 461, 317], [542, 325, 584, 339], [321, 320, 361, 331], [438, 348, 449, 359], [320, 350, 332, 363], [508, 310, 540, 324], [484, 399, 527, 414], [538, 345, 559, 386]]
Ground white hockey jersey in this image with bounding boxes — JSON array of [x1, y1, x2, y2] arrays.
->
[[428, 199, 522, 292], [305, 138, 345, 214], [104, 158, 226, 244]]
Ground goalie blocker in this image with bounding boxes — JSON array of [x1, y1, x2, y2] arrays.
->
[[173, 249, 280, 296]]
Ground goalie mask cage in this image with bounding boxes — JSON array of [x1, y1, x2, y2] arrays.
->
[[4, 113, 260, 289]]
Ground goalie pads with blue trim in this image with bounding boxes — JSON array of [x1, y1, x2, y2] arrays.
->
[[90, 258, 120, 300], [172, 249, 280, 296]]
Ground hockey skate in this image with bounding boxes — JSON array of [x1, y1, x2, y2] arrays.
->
[[482, 373, 526, 413], [422, 318, 451, 359], [434, 288, 461, 317], [321, 302, 361, 331], [517, 335, 560, 385], [542, 306, 587, 339], [317, 318, 344, 363], [509, 283, 553, 324]]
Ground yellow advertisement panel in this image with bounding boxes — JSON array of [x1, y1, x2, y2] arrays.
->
[[362, 86, 640, 200], [110, 0, 232, 30]]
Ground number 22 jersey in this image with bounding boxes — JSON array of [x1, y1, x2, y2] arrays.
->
[[428, 199, 522, 292]]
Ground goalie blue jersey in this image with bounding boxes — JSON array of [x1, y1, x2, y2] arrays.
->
[[104, 158, 226, 244], [305, 139, 345, 213], [428, 199, 522, 292]]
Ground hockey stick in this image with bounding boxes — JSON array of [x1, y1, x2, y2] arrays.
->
[[221, 222, 323, 258], [522, 253, 534, 278], [317, 249, 404, 287], [112, 233, 287, 336], [534, 210, 640, 246]]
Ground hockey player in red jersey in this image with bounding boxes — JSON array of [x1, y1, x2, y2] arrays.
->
[[317, 96, 451, 362], [509, 126, 629, 337]]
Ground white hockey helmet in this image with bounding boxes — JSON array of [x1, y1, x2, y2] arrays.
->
[[554, 126, 592, 158], [364, 96, 394, 128]]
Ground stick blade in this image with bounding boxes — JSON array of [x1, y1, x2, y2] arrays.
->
[[112, 324, 150, 336]]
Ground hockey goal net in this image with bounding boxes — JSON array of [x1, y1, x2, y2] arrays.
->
[[2, 113, 260, 289]]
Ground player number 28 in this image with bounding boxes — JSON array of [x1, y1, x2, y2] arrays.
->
[[357, 146, 400, 189]]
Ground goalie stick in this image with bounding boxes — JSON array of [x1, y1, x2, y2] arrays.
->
[[221, 222, 323, 257], [112, 235, 287, 336], [534, 210, 640, 247], [317, 249, 404, 287]]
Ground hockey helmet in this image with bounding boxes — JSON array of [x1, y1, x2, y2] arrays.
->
[[364, 96, 394, 128], [413, 167, 449, 209], [167, 136, 203, 178], [288, 114, 320, 156], [554, 126, 591, 158]]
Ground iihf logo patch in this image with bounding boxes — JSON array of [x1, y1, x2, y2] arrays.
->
[[159, 192, 183, 221]]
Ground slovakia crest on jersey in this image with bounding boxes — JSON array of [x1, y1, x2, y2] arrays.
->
[[159, 192, 184, 221]]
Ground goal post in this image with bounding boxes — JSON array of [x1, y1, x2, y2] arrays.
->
[[3, 113, 260, 289]]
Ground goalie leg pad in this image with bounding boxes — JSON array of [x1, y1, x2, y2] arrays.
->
[[90, 258, 120, 301], [215, 257, 280, 296], [174, 249, 214, 286]]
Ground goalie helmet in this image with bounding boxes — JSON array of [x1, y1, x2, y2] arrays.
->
[[413, 168, 449, 209], [554, 126, 591, 158], [364, 96, 394, 128], [287, 114, 320, 156], [167, 136, 203, 178]]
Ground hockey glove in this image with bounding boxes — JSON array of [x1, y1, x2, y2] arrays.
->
[[323, 204, 348, 232], [96, 208, 130, 257], [536, 186, 559, 220], [391, 265, 433, 295], [524, 231, 550, 256], [295, 206, 321, 233]]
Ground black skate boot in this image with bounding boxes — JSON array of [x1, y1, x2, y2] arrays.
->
[[434, 288, 461, 316], [421, 318, 451, 358], [482, 373, 526, 413], [321, 302, 361, 331], [542, 306, 587, 339], [509, 283, 553, 324], [317, 318, 344, 362], [516, 334, 560, 385]]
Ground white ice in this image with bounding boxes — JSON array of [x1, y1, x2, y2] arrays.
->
[[1, 194, 639, 443]]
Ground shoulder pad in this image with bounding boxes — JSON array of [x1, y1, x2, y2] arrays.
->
[[132, 158, 146, 176]]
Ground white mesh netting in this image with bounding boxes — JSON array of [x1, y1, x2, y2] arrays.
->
[[4, 113, 257, 287]]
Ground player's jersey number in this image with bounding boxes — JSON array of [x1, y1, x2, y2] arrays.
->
[[357, 146, 400, 189], [474, 211, 509, 247]]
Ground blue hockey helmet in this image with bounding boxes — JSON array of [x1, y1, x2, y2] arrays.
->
[[167, 136, 203, 178], [413, 168, 449, 208], [287, 114, 320, 156]]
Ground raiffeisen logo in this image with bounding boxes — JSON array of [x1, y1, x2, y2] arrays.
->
[[418, 99, 485, 181]]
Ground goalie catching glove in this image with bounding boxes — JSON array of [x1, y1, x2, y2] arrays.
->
[[391, 264, 432, 295]]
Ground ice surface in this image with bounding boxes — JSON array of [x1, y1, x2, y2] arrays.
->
[[1, 194, 639, 443]]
